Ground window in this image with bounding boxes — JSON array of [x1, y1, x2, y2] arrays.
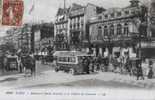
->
[[98, 16, 102, 20], [73, 24, 76, 29], [104, 15, 108, 19], [111, 13, 115, 18], [117, 24, 122, 35], [117, 12, 122, 17], [77, 23, 80, 29], [110, 25, 114, 36], [104, 26, 108, 36], [125, 10, 129, 15], [70, 24, 72, 29], [124, 23, 129, 36], [78, 17, 80, 22], [68, 57, 76, 63], [97, 26, 102, 40], [131, 10, 136, 15]]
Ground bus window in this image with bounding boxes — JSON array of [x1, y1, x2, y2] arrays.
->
[[64, 57, 68, 62], [68, 57, 76, 63], [71, 57, 76, 62]]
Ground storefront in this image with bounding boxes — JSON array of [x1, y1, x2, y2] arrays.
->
[[141, 41, 155, 59]]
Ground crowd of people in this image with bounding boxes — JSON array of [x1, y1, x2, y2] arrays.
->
[[80, 55, 154, 80], [0, 51, 36, 77], [0, 50, 154, 80]]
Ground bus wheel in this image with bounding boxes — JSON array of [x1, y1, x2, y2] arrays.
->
[[70, 68, 75, 75], [55, 68, 59, 72]]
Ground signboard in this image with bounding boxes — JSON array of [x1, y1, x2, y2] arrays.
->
[[141, 42, 155, 48]]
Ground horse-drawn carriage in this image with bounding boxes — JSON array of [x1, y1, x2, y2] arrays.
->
[[5, 55, 18, 71], [129, 57, 141, 76]]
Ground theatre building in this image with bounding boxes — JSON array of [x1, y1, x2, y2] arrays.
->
[[89, 0, 141, 58]]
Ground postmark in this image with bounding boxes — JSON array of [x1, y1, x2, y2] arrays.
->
[[2, 0, 24, 26]]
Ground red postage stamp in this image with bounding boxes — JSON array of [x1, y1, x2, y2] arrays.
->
[[2, 0, 24, 26]]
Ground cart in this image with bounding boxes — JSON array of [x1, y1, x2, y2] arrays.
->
[[6, 56, 18, 71], [129, 57, 141, 76]]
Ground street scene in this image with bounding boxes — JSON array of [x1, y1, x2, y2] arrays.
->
[[0, 0, 155, 90]]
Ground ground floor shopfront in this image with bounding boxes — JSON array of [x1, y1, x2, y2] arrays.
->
[[141, 41, 155, 59], [82, 40, 137, 58], [82, 40, 155, 59]]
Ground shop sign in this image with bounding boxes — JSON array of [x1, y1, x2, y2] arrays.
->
[[141, 42, 155, 48]]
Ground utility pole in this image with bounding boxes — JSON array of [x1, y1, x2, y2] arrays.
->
[[64, 0, 66, 9], [147, 0, 151, 37]]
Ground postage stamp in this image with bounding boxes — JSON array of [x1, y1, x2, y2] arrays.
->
[[2, 0, 24, 26]]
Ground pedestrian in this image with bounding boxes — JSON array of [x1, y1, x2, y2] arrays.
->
[[83, 57, 90, 74], [147, 60, 154, 79], [136, 63, 144, 80], [97, 55, 102, 71], [22, 53, 35, 77], [17, 55, 23, 73], [0, 53, 5, 74], [30, 53, 36, 76], [112, 56, 118, 73], [88, 57, 94, 73]]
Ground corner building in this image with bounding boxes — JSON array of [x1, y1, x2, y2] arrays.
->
[[54, 3, 104, 51], [89, 0, 142, 57]]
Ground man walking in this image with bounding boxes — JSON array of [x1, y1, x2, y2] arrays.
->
[[22, 53, 36, 77], [136, 62, 144, 80]]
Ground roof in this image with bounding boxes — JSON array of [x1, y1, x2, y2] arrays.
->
[[56, 8, 70, 16], [124, 0, 140, 9], [104, 8, 121, 13], [53, 51, 92, 57], [71, 3, 85, 11]]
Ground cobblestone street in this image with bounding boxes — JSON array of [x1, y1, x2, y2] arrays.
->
[[0, 61, 155, 89]]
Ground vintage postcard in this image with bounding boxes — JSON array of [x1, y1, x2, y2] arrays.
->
[[0, 0, 155, 100]]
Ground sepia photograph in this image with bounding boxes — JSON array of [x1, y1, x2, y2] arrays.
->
[[0, 0, 155, 99]]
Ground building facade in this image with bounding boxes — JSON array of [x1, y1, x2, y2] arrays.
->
[[54, 8, 70, 50], [89, 0, 141, 57], [54, 3, 104, 51]]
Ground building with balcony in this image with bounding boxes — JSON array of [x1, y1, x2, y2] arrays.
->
[[54, 3, 104, 51], [89, 0, 141, 57], [54, 7, 70, 51]]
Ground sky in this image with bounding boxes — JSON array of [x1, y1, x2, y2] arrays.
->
[[24, 0, 131, 23], [0, 0, 147, 37]]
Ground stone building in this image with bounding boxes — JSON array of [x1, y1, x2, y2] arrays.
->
[[54, 7, 70, 50], [89, 0, 141, 57], [54, 3, 104, 51], [69, 3, 103, 50]]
